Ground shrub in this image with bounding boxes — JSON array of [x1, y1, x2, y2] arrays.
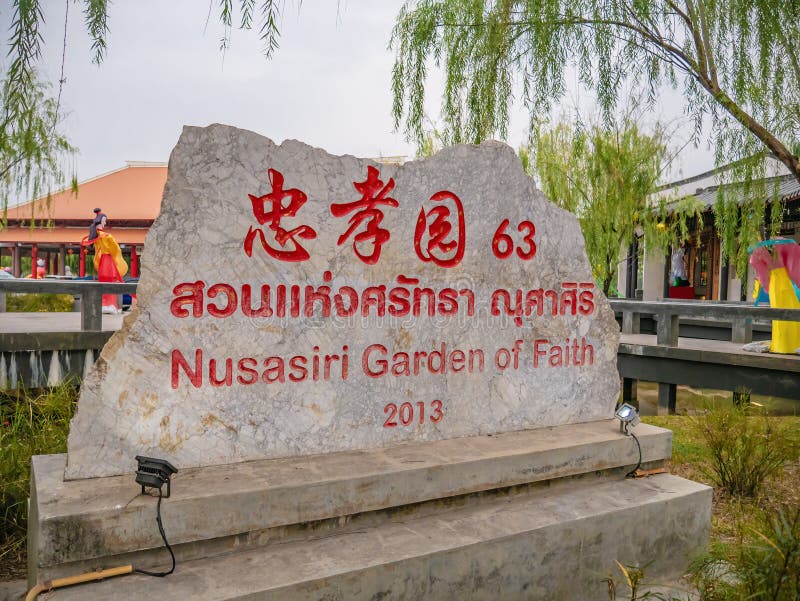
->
[[692, 404, 790, 497], [691, 506, 800, 601], [732, 385, 751, 409], [6, 293, 75, 312]]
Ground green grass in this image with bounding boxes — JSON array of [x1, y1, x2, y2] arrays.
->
[[634, 382, 800, 417], [647, 416, 709, 465], [6, 293, 75, 312], [0, 384, 77, 576]]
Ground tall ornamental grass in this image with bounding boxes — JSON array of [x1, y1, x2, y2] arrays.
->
[[0, 384, 77, 563], [692, 403, 793, 497]]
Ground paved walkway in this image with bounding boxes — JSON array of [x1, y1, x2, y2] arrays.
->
[[0, 312, 124, 333], [0, 579, 26, 601]]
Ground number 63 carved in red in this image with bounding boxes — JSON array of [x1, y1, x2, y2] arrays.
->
[[491, 219, 536, 260]]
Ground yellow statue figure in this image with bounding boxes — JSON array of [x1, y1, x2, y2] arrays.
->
[[81, 209, 128, 314], [750, 241, 800, 354]]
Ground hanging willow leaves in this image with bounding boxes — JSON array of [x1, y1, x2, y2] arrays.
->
[[0, 75, 75, 225], [1, 0, 291, 217], [392, 0, 800, 274]]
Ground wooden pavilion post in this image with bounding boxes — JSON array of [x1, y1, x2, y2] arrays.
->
[[12, 245, 21, 277], [31, 244, 38, 279], [58, 245, 66, 275]]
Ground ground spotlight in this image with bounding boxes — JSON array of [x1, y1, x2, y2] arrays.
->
[[615, 403, 640, 433], [134, 455, 178, 577], [135, 455, 178, 498], [615, 404, 645, 478]]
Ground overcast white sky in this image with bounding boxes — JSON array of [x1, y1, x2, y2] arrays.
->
[[21, 0, 714, 192]]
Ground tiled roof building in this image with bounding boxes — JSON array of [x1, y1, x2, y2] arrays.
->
[[0, 162, 166, 278]]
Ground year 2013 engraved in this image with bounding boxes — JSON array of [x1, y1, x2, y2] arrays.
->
[[383, 400, 443, 428]]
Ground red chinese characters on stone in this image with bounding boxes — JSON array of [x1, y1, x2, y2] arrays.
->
[[244, 168, 317, 262], [330, 166, 398, 265], [414, 191, 465, 268]]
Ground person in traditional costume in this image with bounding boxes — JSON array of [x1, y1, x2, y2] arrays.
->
[[81, 208, 128, 314]]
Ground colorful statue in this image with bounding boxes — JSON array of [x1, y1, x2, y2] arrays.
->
[[81, 208, 128, 314], [670, 242, 689, 286], [749, 239, 800, 354], [35, 258, 46, 278]]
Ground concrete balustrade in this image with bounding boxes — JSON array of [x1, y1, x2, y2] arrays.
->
[[0, 279, 137, 331], [611, 298, 800, 345], [610, 299, 800, 415]]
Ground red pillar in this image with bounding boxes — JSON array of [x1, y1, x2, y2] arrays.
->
[[79, 247, 86, 277], [31, 245, 38, 279], [53, 252, 59, 276], [130, 245, 139, 278]]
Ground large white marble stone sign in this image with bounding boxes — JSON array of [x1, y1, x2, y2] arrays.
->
[[66, 124, 620, 479]]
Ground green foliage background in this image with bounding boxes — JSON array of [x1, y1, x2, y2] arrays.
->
[[526, 117, 703, 294]]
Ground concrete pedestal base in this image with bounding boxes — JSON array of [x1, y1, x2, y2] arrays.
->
[[29, 420, 711, 599]]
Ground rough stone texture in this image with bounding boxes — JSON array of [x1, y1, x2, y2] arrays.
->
[[66, 125, 619, 479], [31, 421, 670, 581], [41, 474, 712, 601]]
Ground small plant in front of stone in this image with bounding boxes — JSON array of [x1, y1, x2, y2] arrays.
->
[[601, 561, 693, 601], [692, 402, 790, 497]]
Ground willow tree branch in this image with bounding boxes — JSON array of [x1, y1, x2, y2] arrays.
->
[[702, 80, 800, 181], [694, 0, 718, 86], [665, 0, 692, 29]]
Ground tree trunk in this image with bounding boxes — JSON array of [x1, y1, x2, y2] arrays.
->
[[602, 272, 614, 297]]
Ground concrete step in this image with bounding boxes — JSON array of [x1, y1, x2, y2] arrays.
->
[[30, 421, 672, 582], [43, 474, 710, 601]]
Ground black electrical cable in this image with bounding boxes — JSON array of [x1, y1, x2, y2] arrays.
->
[[134, 488, 176, 577], [625, 428, 642, 478]]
